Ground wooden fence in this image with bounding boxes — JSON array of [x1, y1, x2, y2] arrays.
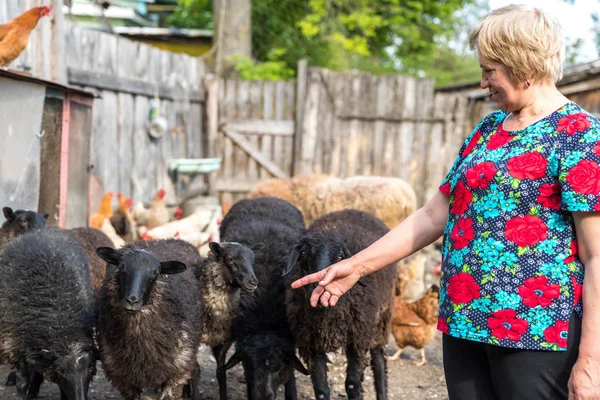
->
[[208, 65, 486, 206]]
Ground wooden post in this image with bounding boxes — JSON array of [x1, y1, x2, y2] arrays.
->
[[292, 59, 308, 176], [50, 0, 66, 84], [205, 74, 220, 195]]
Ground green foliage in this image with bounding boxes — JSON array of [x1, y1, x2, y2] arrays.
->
[[168, 0, 485, 85], [231, 49, 295, 80], [167, 0, 213, 30]]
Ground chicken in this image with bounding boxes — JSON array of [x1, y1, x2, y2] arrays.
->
[[109, 193, 137, 243], [142, 205, 221, 243], [396, 254, 426, 301], [389, 285, 439, 366], [132, 188, 169, 230], [100, 218, 125, 248], [89, 192, 114, 229], [0, 6, 51, 67]]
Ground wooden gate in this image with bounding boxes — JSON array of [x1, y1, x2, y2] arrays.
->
[[206, 77, 297, 205]]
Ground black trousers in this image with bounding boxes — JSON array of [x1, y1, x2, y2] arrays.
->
[[443, 312, 581, 400]]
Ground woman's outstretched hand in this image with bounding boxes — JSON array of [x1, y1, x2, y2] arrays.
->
[[291, 259, 363, 307]]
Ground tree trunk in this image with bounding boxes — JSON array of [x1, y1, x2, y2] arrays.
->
[[213, 0, 252, 77]]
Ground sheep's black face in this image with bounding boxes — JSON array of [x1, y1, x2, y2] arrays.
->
[[27, 349, 96, 400], [224, 334, 308, 400], [1, 207, 48, 239], [95, 248, 187, 313], [284, 233, 349, 293], [210, 242, 259, 292]]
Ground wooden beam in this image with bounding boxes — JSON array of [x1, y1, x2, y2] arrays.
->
[[336, 113, 446, 124], [214, 179, 260, 192], [560, 77, 600, 96], [67, 68, 205, 102], [205, 75, 220, 196], [293, 59, 308, 175], [221, 119, 295, 136], [222, 128, 289, 178]]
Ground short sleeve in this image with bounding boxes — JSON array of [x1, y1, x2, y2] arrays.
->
[[557, 112, 600, 211], [439, 118, 487, 196]]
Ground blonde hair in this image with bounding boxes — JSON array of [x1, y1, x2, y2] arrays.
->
[[469, 4, 564, 84]]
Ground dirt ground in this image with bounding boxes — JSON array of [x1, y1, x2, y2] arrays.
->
[[0, 334, 447, 399]]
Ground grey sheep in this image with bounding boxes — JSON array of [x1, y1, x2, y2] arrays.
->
[[283, 209, 396, 400], [0, 228, 96, 400], [95, 240, 203, 400]]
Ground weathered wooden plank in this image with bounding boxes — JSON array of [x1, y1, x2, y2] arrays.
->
[[346, 75, 362, 177], [67, 68, 204, 102], [215, 179, 260, 192], [205, 75, 220, 194], [235, 80, 251, 179], [293, 59, 308, 175], [222, 119, 294, 136], [117, 93, 134, 197], [223, 129, 289, 178], [247, 80, 263, 180], [284, 81, 296, 175], [273, 81, 286, 171], [261, 81, 274, 179], [222, 79, 236, 180], [300, 71, 321, 174]]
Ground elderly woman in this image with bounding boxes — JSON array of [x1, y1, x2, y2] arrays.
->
[[291, 5, 600, 399]]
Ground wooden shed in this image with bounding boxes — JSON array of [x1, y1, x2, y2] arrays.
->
[[0, 70, 95, 229]]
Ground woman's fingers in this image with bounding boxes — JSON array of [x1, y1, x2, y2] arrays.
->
[[291, 268, 328, 289], [310, 284, 325, 307]]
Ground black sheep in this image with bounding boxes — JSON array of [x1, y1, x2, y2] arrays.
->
[[0, 228, 96, 400], [219, 196, 305, 237], [283, 209, 396, 400], [95, 240, 203, 400], [195, 241, 259, 400], [221, 197, 308, 400], [0, 207, 48, 250]]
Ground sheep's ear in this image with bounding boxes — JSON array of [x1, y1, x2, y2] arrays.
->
[[3, 207, 15, 222], [223, 351, 242, 370], [251, 242, 265, 254], [42, 213, 49, 221], [209, 242, 223, 258], [160, 261, 187, 275], [285, 352, 308, 375], [95, 247, 122, 266], [27, 352, 55, 369], [282, 247, 300, 277]]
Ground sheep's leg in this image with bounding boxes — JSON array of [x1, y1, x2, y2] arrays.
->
[[284, 373, 298, 400], [190, 363, 202, 400], [213, 342, 232, 400], [160, 383, 184, 400], [26, 371, 44, 399], [345, 345, 365, 400], [15, 362, 30, 399], [310, 355, 330, 400], [370, 345, 388, 400], [60, 389, 67, 400], [5, 370, 16, 386]]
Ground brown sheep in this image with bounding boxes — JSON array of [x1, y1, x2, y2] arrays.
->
[[250, 174, 417, 229]]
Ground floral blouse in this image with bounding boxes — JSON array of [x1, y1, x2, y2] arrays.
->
[[437, 102, 600, 351]]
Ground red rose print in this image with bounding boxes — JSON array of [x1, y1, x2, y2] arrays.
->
[[451, 181, 473, 215], [595, 202, 600, 211], [594, 141, 600, 157], [439, 182, 451, 196], [437, 317, 450, 335], [564, 240, 578, 264], [557, 113, 591, 135], [507, 152, 548, 180], [448, 272, 481, 304], [465, 162, 498, 189], [517, 276, 560, 308], [488, 309, 528, 341], [487, 125, 514, 150], [463, 130, 482, 157], [536, 183, 561, 210], [571, 276, 583, 306], [544, 321, 570, 349], [451, 217, 474, 249], [504, 215, 548, 247], [566, 160, 600, 195]]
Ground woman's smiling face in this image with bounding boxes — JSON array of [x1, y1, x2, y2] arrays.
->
[[478, 54, 527, 112]]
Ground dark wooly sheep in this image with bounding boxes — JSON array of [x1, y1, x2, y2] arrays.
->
[[195, 241, 259, 400], [0, 228, 96, 400], [0, 207, 48, 250], [69, 227, 114, 290], [219, 196, 306, 238], [221, 197, 308, 400], [95, 240, 203, 400], [283, 209, 397, 400]]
